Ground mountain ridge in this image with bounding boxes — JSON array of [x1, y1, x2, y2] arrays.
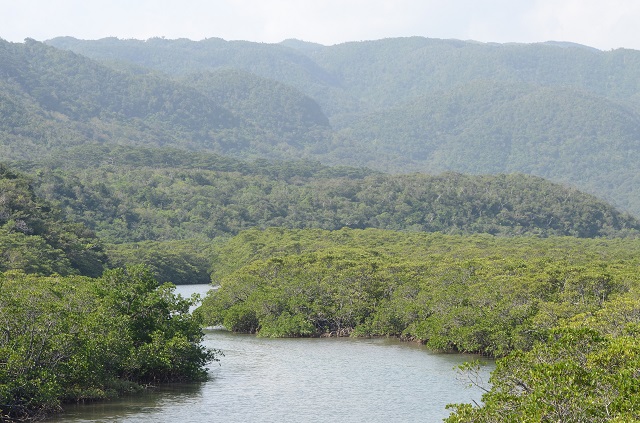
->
[[1, 36, 639, 216]]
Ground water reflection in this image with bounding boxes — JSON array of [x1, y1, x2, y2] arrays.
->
[[201, 330, 492, 423], [46, 285, 493, 423], [49, 383, 205, 422]]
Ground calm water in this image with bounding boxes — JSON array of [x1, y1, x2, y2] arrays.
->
[[46, 285, 493, 423]]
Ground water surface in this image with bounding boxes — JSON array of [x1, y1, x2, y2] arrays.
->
[[47, 285, 492, 423]]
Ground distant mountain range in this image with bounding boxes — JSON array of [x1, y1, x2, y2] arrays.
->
[[1, 36, 639, 217]]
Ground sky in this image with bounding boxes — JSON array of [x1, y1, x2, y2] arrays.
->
[[1, 0, 639, 51]]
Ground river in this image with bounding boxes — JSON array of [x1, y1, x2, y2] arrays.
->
[[45, 284, 493, 423]]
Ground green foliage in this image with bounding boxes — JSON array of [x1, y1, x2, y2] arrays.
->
[[200, 248, 390, 337], [0, 164, 107, 276], [258, 312, 317, 338], [105, 239, 216, 284], [199, 229, 640, 354], [199, 227, 640, 419], [446, 329, 640, 422], [19, 151, 640, 243], [0, 266, 217, 421], [38, 36, 640, 216]]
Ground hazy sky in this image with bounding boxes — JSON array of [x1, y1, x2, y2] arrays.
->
[[2, 0, 639, 51]]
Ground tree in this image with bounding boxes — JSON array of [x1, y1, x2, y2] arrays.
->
[[446, 328, 640, 422]]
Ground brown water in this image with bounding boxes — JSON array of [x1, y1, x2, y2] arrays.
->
[[46, 285, 493, 423]]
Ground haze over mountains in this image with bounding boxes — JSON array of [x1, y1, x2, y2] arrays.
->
[[1, 36, 640, 218]]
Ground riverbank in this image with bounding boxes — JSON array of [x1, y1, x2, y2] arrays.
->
[[46, 328, 492, 423], [0, 272, 216, 422]]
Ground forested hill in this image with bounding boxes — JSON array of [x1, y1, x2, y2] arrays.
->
[[0, 38, 330, 161], [332, 81, 640, 209], [46, 36, 640, 116], [35, 37, 640, 216], [21, 146, 640, 243], [3, 37, 640, 215], [0, 165, 107, 276]]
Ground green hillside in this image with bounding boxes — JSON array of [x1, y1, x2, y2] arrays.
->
[[0, 164, 106, 276], [46, 36, 640, 116], [0, 38, 329, 161], [331, 81, 640, 212], [3, 37, 640, 216], [40, 36, 640, 216], [46, 36, 346, 115], [305, 38, 640, 115], [178, 69, 331, 150], [18, 146, 640, 243]]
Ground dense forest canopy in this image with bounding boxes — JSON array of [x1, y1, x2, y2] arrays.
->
[[200, 227, 640, 346], [0, 36, 637, 214], [13, 146, 640, 243], [0, 164, 107, 276], [0, 266, 217, 421], [199, 228, 640, 421], [0, 168, 217, 420]]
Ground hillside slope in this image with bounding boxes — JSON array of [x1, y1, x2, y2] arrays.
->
[[42, 36, 640, 215], [21, 146, 640, 243], [329, 81, 640, 212], [0, 38, 330, 160], [0, 165, 106, 276], [47, 36, 640, 117]]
